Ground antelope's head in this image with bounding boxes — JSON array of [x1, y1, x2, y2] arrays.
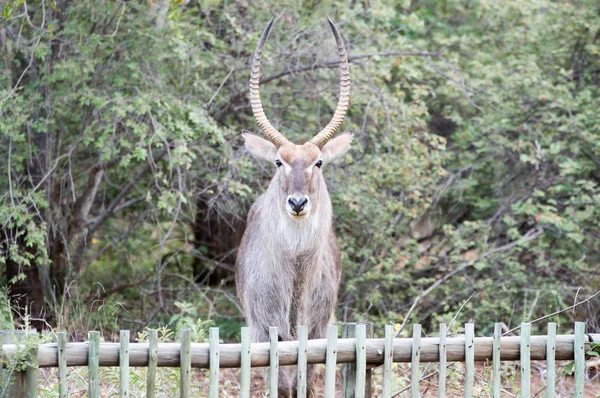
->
[[243, 17, 352, 220]]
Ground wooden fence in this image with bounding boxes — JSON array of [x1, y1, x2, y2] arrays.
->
[[1, 322, 596, 397]]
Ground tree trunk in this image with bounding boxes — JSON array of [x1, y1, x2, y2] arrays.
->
[[192, 199, 244, 286], [4, 1, 69, 329], [5, 251, 45, 330]]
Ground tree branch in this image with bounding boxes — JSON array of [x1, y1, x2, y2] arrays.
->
[[394, 226, 545, 336], [503, 289, 600, 336], [86, 195, 145, 226], [71, 166, 103, 229], [87, 145, 170, 236], [87, 274, 151, 303], [70, 144, 171, 270], [211, 50, 439, 121], [259, 51, 439, 85]]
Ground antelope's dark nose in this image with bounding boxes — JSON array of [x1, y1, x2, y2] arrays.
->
[[288, 197, 308, 214]]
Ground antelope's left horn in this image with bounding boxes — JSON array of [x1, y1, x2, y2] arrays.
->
[[310, 16, 351, 149]]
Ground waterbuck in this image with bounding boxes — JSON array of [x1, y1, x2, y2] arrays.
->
[[235, 16, 351, 397]]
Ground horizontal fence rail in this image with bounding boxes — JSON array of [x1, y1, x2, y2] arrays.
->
[[3, 334, 597, 368], [1, 322, 596, 398]]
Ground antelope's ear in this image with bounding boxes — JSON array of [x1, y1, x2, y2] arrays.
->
[[242, 130, 278, 161], [321, 131, 353, 162]]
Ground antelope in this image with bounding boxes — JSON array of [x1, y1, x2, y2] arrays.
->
[[235, 16, 351, 397]]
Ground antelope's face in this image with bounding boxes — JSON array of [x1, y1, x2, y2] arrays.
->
[[243, 133, 353, 219], [243, 16, 352, 220]]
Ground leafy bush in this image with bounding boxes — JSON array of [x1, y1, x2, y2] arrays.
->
[[0, 0, 598, 336]]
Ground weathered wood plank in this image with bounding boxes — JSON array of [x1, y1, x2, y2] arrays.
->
[[546, 323, 556, 398], [438, 323, 447, 398], [573, 322, 585, 397], [0, 333, 6, 395], [240, 327, 251, 398], [355, 324, 367, 398], [382, 325, 394, 398], [88, 331, 100, 398], [119, 330, 129, 398], [492, 323, 501, 398], [58, 332, 67, 398], [365, 325, 373, 397], [147, 329, 158, 398], [342, 323, 373, 398], [25, 331, 38, 398], [520, 323, 530, 397], [341, 324, 357, 398], [180, 329, 191, 398], [325, 325, 338, 397], [297, 326, 308, 398], [209, 327, 219, 398], [411, 324, 421, 398], [4, 333, 596, 368], [269, 327, 278, 398], [2, 330, 27, 398], [464, 323, 474, 398]]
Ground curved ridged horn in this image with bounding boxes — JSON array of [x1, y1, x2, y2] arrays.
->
[[249, 17, 290, 148], [310, 16, 351, 148]]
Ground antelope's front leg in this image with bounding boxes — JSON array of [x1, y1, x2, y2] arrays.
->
[[245, 289, 294, 396]]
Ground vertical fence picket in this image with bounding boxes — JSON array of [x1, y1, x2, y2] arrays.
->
[[25, 331, 38, 398], [0, 334, 4, 393], [492, 323, 501, 398], [341, 324, 357, 398], [209, 327, 220, 398], [58, 332, 67, 398], [546, 323, 556, 398], [520, 323, 531, 397], [382, 325, 394, 398], [574, 322, 585, 397], [438, 323, 447, 398], [297, 326, 308, 398], [342, 323, 372, 398], [464, 323, 475, 398], [180, 328, 191, 398], [88, 331, 100, 398], [147, 329, 158, 398], [411, 324, 421, 398], [0, 335, 3, 393], [269, 327, 279, 397], [119, 330, 130, 398], [325, 325, 338, 397], [355, 324, 367, 398], [365, 324, 373, 397], [2, 330, 27, 397], [240, 327, 251, 398]]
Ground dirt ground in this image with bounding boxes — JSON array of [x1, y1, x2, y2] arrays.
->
[[36, 359, 600, 397]]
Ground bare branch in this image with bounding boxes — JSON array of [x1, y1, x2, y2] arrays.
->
[[70, 144, 171, 270], [503, 289, 600, 336], [86, 145, 170, 236], [394, 226, 545, 334], [87, 274, 151, 303], [260, 51, 439, 86], [211, 50, 438, 120]]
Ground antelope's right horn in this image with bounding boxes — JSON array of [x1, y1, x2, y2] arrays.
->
[[249, 17, 290, 148]]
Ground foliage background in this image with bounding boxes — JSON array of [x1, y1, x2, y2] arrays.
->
[[0, 0, 599, 340]]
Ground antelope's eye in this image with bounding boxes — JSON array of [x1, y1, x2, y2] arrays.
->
[[275, 160, 283, 167], [315, 160, 323, 168]]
